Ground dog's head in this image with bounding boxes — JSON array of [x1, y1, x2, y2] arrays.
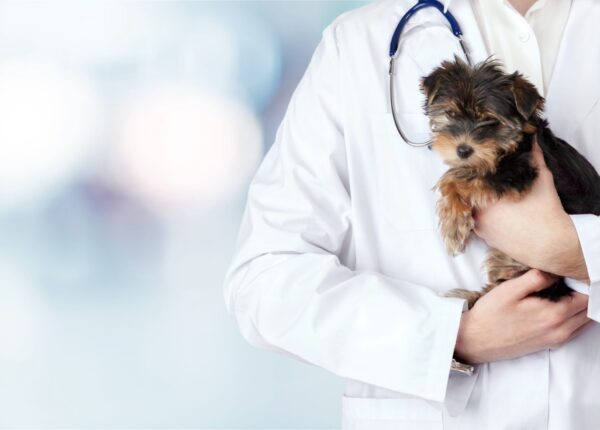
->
[[420, 56, 544, 173]]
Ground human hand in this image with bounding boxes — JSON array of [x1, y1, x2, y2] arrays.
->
[[473, 140, 589, 281], [454, 269, 591, 364]]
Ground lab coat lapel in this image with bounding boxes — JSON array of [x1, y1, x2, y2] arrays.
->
[[544, 0, 600, 141], [450, 0, 490, 65]]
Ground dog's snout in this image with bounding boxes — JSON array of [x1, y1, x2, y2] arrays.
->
[[457, 144, 473, 159]]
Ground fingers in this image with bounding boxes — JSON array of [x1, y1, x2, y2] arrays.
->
[[565, 318, 593, 343], [561, 308, 589, 333], [548, 309, 591, 347], [557, 292, 589, 319], [507, 269, 558, 299]]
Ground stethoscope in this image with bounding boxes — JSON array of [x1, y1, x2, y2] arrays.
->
[[388, 0, 473, 147]]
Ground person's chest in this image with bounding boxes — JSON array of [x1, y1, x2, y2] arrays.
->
[[470, 0, 573, 95], [337, 0, 600, 284], [335, 2, 600, 427]]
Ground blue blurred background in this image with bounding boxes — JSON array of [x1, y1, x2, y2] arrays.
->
[[0, 0, 370, 428]]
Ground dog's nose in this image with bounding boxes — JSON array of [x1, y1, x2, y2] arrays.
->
[[457, 144, 473, 159]]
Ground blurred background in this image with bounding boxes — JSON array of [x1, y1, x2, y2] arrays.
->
[[0, 0, 368, 428]]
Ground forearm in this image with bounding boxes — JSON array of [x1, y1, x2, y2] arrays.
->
[[225, 250, 466, 402], [532, 212, 590, 282]]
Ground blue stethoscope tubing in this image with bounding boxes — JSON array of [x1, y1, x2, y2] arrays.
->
[[388, 0, 473, 147]]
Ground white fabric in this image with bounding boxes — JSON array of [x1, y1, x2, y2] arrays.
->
[[568, 214, 600, 313], [464, 0, 600, 311], [466, 0, 572, 96], [223, 0, 600, 427]]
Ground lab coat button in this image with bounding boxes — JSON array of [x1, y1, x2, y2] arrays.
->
[[519, 32, 531, 42]]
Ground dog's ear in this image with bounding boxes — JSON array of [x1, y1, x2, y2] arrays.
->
[[420, 68, 444, 107], [510, 73, 544, 119], [421, 55, 468, 107]]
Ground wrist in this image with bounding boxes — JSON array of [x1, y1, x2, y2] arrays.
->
[[454, 311, 482, 364]]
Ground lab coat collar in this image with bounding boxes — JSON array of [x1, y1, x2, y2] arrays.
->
[[442, 0, 452, 12]]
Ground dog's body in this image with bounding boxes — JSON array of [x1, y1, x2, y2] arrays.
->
[[420, 58, 600, 308]]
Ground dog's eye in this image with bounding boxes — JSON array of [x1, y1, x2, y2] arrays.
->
[[476, 119, 500, 129]]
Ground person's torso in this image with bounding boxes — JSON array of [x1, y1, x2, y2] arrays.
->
[[333, 0, 600, 428]]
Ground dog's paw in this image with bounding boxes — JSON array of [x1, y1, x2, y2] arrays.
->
[[440, 215, 474, 256], [436, 190, 474, 256], [445, 235, 467, 256]]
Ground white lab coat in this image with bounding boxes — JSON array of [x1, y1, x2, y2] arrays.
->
[[223, 0, 600, 428]]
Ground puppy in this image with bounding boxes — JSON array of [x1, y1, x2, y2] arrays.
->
[[420, 57, 600, 308]]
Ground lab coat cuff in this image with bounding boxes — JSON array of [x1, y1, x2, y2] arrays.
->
[[427, 296, 472, 405], [439, 295, 479, 417], [567, 214, 600, 321]]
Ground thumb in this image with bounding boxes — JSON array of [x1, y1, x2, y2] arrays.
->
[[509, 269, 557, 300]]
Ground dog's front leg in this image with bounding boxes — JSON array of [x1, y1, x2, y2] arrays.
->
[[435, 175, 475, 256]]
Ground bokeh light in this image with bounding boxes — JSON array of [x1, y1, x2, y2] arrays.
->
[[0, 1, 157, 66], [179, 8, 282, 110], [0, 1, 365, 427], [113, 85, 263, 215], [0, 264, 46, 364], [0, 58, 102, 210]]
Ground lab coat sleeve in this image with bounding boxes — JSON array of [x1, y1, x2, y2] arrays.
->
[[222, 23, 467, 403], [565, 214, 600, 321]]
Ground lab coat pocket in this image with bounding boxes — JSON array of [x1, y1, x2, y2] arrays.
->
[[372, 112, 448, 233], [341, 395, 444, 430]]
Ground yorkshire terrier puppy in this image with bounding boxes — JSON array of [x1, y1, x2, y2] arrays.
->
[[420, 57, 600, 308]]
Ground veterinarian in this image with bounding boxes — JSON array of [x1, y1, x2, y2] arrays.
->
[[223, 0, 600, 427]]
